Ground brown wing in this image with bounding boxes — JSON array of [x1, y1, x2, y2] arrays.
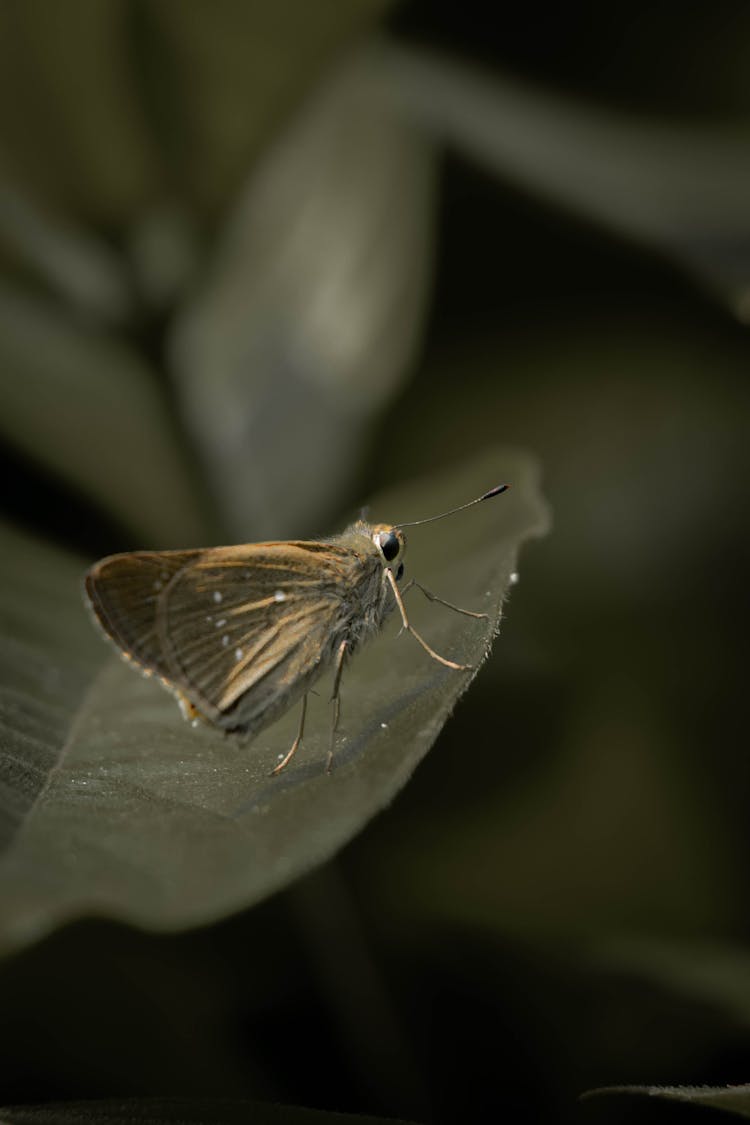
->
[[84, 548, 202, 682], [159, 543, 352, 732], [84, 541, 355, 735]]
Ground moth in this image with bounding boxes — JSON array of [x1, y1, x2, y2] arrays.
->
[[84, 484, 508, 774]]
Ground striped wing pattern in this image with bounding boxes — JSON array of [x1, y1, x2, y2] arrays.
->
[[161, 545, 349, 731], [85, 542, 355, 735]]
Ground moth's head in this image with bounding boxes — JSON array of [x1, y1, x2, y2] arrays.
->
[[372, 525, 406, 577]]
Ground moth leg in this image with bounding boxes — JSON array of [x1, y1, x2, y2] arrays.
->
[[270, 693, 308, 776], [407, 579, 488, 620], [384, 569, 471, 671], [327, 638, 348, 773], [393, 579, 415, 636]]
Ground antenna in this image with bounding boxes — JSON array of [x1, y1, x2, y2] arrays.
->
[[395, 483, 509, 529]]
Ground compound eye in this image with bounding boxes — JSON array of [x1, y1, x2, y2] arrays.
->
[[377, 531, 400, 562], [396, 562, 405, 581]]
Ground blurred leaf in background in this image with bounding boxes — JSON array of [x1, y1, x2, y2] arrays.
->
[[1, 1, 750, 1123], [169, 45, 438, 538]]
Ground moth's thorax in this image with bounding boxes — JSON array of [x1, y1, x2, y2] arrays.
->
[[317, 520, 405, 654]]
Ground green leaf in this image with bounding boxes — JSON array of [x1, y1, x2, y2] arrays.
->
[[0, 524, 102, 847], [0, 448, 548, 957], [0, 0, 396, 225], [0, 0, 162, 224], [381, 42, 750, 317], [0, 1097, 420, 1124], [583, 1084, 750, 1121], [0, 177, 134, 324], [0, 283, 212, 547], [142, 0, 398, 215], [170, 46, 437, 538], [592, 939, 750, 1030]]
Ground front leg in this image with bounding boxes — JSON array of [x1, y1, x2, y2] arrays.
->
[[384, 568, 471, 671]]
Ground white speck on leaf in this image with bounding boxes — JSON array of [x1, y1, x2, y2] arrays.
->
[[213, 591, 223, 604], [274, 590, 286, 602]]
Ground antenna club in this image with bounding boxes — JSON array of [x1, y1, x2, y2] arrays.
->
[[482, 484, 510, 499]]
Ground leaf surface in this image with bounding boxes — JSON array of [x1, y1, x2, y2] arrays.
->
[[0, 449, 548, 956]]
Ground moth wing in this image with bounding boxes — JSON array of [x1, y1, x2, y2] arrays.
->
[[84, 549, 203, 683], [158, 542, 351, 730]]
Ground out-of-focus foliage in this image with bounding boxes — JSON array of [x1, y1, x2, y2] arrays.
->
[[170, 47, 438, 538], [0, 1, 749, 1123], [0, 284, 211, 547], [381, 41, 750, 317]]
